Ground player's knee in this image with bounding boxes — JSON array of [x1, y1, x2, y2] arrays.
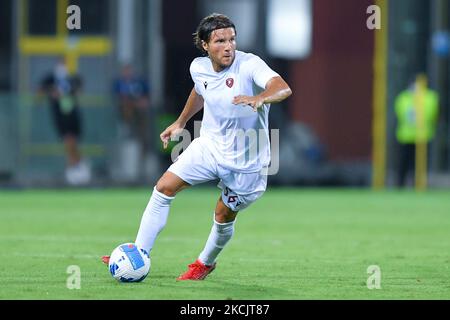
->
[[215, 207, 237, 224], [155, 179, 178, 197]]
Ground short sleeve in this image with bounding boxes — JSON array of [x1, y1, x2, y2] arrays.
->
[[189, 60, 203, 95], [247, 55, 279, 89]]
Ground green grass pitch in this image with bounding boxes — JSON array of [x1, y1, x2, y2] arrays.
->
[[0, 187, 449, 299]]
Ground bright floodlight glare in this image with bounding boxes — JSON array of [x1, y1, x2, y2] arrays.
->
[[267, 0, 312, 59]]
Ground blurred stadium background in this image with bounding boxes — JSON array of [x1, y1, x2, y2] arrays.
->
[[0, 0, 449, 189], [1, 0, 450, 301]]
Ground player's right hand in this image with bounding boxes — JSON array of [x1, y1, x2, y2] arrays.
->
[[160, 122, 185, 149]]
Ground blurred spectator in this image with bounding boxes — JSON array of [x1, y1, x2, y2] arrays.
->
[[394, 74, 439, 187], [39, 57, 91, 185], [113, 64, 151, 157]]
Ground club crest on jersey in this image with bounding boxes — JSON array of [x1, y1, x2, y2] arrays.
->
[[226, 78, 234, 88]]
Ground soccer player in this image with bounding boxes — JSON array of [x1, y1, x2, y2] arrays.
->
[[103, 13, 292, 280]]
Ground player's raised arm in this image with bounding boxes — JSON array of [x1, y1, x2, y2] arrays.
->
[[160, 87, 204, 149], [232, 76, 292, 112]]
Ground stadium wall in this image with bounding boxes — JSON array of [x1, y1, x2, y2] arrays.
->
[[288, 0, 374, 162]]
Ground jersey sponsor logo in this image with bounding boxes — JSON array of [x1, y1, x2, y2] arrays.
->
[[226, 78, 234, 88]]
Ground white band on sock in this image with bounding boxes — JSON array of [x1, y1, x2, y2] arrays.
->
[[198, 214, 236, 266], [152, 186, 176, 201], [212, 219, 235, 248]]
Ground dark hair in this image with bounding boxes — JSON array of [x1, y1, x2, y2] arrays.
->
[[193, 13, 236, 55]]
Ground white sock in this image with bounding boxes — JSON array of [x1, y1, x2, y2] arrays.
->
[[198, 216, 235, 266], [135, 186, 174, 254]]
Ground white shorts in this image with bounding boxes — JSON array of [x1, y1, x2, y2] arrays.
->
[[167, 137, 267, 212]]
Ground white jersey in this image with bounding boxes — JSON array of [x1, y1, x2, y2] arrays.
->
[[190, 50, 279, 173]]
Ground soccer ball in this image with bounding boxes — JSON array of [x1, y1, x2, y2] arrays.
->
[[108, 243, 151, 282]]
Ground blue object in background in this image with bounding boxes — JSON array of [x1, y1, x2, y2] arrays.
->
[[432, 31, 450, 57]]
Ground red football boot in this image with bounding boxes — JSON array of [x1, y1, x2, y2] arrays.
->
[[101, 255, 110, 265], [176, 259, 216, 281]]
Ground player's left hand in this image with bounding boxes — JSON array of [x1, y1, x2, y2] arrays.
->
[[232, 95, 265, 112]]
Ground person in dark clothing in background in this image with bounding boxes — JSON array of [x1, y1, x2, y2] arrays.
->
[[40, 57, 91, 185]]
